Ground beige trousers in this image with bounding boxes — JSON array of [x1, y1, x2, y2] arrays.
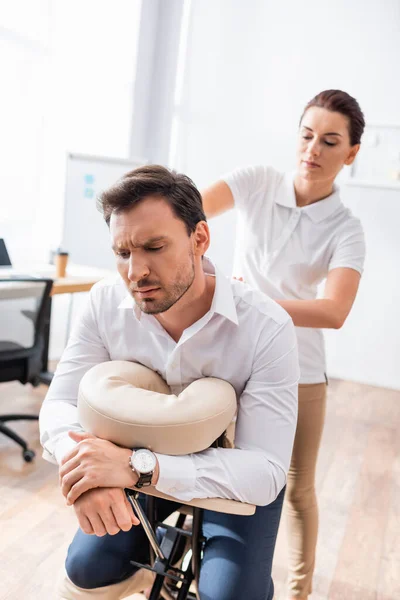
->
[[57, 567, 154, 599], [285, 382, 327, 598]]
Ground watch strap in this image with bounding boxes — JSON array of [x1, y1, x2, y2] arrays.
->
[[135, 472, 153, 489]]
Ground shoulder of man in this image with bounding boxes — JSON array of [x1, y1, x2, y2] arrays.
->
[[231, 279, 292, 328]]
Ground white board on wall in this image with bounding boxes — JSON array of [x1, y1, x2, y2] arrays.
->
[[62, 153, 146, 269]]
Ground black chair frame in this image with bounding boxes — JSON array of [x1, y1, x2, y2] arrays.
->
[[126, 490, 203, 600], [0, 277, 53, 461]]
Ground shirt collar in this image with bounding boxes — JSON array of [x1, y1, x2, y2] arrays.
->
[[118, 293, 142, 319], [275, 172, 342, 223], [204, 257, 239, 325], [118, 256, 239, 326]]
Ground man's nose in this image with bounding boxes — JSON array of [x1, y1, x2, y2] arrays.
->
[[128, 257, 150, 282]]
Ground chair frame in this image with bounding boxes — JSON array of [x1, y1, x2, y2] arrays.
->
[[0, 277, 53, 460], [126, 489, 202, 600]]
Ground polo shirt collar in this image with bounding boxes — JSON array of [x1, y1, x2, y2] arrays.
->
[[276, 172, 342, 223], [118, 256, 239, 326]]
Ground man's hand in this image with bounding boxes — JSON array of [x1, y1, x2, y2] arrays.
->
[[73, 487, 139, 536], [59, 431, 137, 505]]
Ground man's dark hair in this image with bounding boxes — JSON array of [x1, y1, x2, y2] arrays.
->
[[97, 164, 206, 235]]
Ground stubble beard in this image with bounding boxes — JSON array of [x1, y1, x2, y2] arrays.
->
[[135, 254, 196, 315]]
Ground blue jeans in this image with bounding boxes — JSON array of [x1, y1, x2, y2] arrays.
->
[[66, 487, 285, 600]]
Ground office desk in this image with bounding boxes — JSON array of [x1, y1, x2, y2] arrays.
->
[[1, 264, 115, 385], [33, 264, 113, 295]]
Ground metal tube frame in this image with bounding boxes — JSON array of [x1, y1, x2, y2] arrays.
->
[[125, 489, 203, 599]]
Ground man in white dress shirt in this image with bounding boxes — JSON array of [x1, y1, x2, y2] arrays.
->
[[40, 165, 299, 600]]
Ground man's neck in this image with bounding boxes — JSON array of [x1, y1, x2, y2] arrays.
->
[[155, 272, 216, 343], [293, 174, 335, 207]]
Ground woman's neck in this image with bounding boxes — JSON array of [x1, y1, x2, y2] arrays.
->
[[293, 175, 335, 207]]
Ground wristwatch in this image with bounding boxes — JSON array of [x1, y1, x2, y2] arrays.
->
[[130, 448, 157, 489]]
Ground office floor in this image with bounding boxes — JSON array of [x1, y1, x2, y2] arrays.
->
[[0, 378, 399, 600]]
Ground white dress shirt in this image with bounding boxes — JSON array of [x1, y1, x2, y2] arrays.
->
[[223, 166, 366, 384], [39, 259, 299, 506]]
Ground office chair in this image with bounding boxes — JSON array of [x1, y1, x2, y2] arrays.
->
[[0, 277, 53, 461], [0, 238, 12, 267]]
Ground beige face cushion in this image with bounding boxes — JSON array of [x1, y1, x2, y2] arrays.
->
[[78, 360, 237, 456], [78, 360, 255, 516]]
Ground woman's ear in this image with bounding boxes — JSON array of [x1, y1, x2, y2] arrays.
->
[[344, 143, 360, 166]]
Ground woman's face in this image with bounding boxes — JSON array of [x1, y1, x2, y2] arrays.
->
[[296, 106, 360, 183]]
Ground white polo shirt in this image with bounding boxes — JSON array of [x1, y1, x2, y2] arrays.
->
[[223, 165, 366, 384], [39, 259, 299, 506]]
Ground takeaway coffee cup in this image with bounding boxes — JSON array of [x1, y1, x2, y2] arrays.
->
[[55, 250, 69, 278]]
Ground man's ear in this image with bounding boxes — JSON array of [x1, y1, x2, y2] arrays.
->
[[344, 143, 360, 166], [192, 221, 210, 257]]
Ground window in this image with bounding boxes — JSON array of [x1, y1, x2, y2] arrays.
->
[[0, 0, 141, 263]]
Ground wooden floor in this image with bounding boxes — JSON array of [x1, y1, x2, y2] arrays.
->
[[0, 378, 399, 600]]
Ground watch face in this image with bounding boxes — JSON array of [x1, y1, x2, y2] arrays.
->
[[133, 449, 157, 474]]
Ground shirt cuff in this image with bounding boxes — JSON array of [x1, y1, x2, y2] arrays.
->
[[53, 436, 78, 465], [155, 453, 197, 502]]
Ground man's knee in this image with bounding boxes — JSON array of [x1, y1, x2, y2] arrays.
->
[[65, 546, 118, 589], [58, 568, 154, 600]]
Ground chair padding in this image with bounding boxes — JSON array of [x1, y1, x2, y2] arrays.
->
[[141, 485, 255, 515], [78, 361, 237, 455]]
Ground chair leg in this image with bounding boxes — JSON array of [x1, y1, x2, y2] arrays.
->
[[0, 422, 30, 450], [0, 414, 39, 422], [0, 421, 37, 462], [126, 490, 202, 600], [191, 507, 203, 594]]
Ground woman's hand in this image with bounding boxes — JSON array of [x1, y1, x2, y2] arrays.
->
[[59, 431, 137, 505]]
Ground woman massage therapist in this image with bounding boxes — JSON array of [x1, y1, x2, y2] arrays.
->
[[202, 89, 366, 600]]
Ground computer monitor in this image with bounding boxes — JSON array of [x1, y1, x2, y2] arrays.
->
[[0, 239, 12, 266]]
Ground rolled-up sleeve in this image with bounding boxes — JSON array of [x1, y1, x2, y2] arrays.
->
[[39, 288, 110, 465], [155, 318, 299, 506]]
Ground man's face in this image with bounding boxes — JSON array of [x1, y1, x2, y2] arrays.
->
[[110, 196, 196, 314]]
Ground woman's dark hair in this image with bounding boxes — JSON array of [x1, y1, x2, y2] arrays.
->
[[97, 164, 206, 234], [300, 89, 365, 146]]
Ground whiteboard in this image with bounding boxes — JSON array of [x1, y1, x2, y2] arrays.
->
[[62, 153, 146, 269]]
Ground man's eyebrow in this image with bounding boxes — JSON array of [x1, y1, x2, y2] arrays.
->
[[143, 236, 169, 245], [112, 236, 168, 251], [302, 125, 342, 137]]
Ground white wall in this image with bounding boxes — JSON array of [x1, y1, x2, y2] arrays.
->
[[170, 0, 400, 389], [324, 183, 400, 389], [0, 0, 141, 266]]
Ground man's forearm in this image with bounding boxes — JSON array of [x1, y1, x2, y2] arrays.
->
[[154, 447, 286, 506]]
